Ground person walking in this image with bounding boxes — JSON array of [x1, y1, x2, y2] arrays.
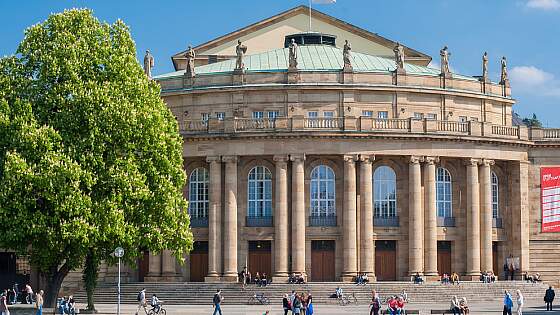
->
[[516, 290, 524, 315], [35, 291, 43, 315], [282, 294, 290, 315], [212, 289, 223, 315], [370, 290, 381, 315], [135, 288, 146, 315], [292, 295, 301, 315], [306, 294, 313, 315], [545, 286, 555, 311], [1, 290, 9, 315], [503, 290, 513, 315]]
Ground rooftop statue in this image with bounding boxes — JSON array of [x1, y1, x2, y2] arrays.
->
[[235, 40, 248, 71], [343, 40, 352, 70], [500, 56, 508, 84], [482, 52, 489, 81], [143, 50, 154, 79], [440, 46, 451, 75], [185, 45, 196, 78], [289, 39, 298, 70], [393, 42, 405, 71]]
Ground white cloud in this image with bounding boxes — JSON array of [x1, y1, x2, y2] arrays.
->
[[526, 0, 560, 10], [510, 66, 554, 86], [510, 66, 560, 97]]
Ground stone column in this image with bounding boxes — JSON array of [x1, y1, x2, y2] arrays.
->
[[291, 154, 306, 277], [342, 155, 358, 281], [206, 156, 222, 281], [408, 156, 424, 276], [273, 155, 289, 282], [479, 159, 494, 273], [510, 161, 530, 277], [222, 155, 238, 281], [144, 252, 161, 281], [423, 157, 438, 279], [359, 155, 375, 277], [466, 158, 481, 279], [161, 250, 180, 280]]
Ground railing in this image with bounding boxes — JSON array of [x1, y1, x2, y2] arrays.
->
[[374, 216, 399, 227], [371, 118, 410, 130], [493, 217, 503, 228], [436, 121, 470, 133], [492, 125, 519, 137], [437, 216, 456, 227], [246, 216, 273, 227], [304, 118, 342, 129], [309, 215, 337, 227], [235, 118, 276, 131], [179, 117, 560, 143], [190, 216, 209, 228]]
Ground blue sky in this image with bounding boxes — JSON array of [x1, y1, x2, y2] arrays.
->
[[1, 0, 559, 126]]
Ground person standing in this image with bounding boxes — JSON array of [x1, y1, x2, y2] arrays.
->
[[25, 284, 33, 304], [503, 290, 513, 315], [135, 288, 146, 315], [35, 291, 43, 315], [212, 289, 223, 315], [282, 294, 290, 315], [306, 295, 313, 315], [1, 290, 9, 315], [292, 295, 301, 315], [545, 286, 555, 311], [370, 290, 380, 315], [516, 290, 524, 315]]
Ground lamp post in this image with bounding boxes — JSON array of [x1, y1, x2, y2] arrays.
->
[[114, 247, 124, 315]]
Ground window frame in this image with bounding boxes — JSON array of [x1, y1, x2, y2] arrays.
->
[[373, 165, 397, 217], [310, 165, 336, 217], [252, 111, 264, 119], [436, 167, 453, 218], [188, 168, 209, 218], [377, 111, 389, 119], [247, 166, 273, 217], [491, 171, 499, 218]]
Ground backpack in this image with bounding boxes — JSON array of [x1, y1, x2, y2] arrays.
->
[[137, 292, 142, 302]]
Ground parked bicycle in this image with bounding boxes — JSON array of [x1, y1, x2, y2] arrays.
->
[[338, 292, 358, 306], [247, 293, 270, 305]]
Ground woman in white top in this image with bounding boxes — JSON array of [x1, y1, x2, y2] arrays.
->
[[516, 290, 524, 315]]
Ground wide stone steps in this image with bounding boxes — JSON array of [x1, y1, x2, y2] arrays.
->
[[72, 282, 548, 305]]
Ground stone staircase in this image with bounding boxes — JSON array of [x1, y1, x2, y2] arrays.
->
[[72, 281, 548, 305]]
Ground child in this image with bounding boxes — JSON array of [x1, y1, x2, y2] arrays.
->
[[150, 294, 161, 313]]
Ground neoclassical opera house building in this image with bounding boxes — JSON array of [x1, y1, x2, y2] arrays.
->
[[135, 6, 560, 284]]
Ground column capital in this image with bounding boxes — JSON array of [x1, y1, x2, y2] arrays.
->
[[423, 156, 440, 164], [481, 159, 495, 167], [409, 155, 422, 164], [358, 154, 375, 163], [465, 158, 482, 166], [273, 154, 289, 162], [343, 154, 359, 163], [290, 153, 306, 162], [206, 156, 221, 163], [222, 155, 238, 163]]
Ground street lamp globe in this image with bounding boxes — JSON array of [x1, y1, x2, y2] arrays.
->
[[114, 247, 124, 258]]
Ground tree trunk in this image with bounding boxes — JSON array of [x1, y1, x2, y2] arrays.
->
[[83, 249, 99, 311], [42, 264, 70, 308]]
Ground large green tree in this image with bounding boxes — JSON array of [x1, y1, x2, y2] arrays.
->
[[0, 9, 193, 308]]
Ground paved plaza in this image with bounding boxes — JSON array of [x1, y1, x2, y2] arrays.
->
[[86, 300, 558, 315]]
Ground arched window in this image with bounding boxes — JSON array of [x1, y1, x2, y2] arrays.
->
[[247, 166, 273, 217], [492, 171, 499, 218], [373, 166, 397, 217], [310, 165, 336, 216], [189, 168, 209, 218], [436, 167, 453, 217]]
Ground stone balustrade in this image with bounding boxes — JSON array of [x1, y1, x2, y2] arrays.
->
[[179, 116, 560, 143]]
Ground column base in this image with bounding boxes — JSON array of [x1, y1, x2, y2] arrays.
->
[[272, 276, 289, 283], [423, 274, 441, 282], [341, 274, 357, 282], [160, 275, 183, 282], [461, 273, 482, 281], [221, 274, 239, 282]]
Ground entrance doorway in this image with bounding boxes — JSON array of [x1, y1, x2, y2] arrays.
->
[[375, 240, 397, 281], [248, 241, 272, 278], [492, 242, 499, 274], [137, 251, 149, 282], [437, 241, 452, 276], [311, 240, 336, 282], [189, 241, 208, 282]]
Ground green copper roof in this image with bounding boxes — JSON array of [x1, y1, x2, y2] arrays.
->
[[154, 45, 477, 81]]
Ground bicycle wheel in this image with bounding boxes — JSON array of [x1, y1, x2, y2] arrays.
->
[[263, 297, 270, 305], [159, 309, 166, 315], [247, 297, 255, 305], [147, 309, 155, 315]]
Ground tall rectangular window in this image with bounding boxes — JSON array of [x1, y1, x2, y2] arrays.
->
[[201, 113, 209, 122], [252, 111, 264, 119], [378, 111, 389, 119]]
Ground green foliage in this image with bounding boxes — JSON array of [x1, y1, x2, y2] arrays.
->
[[522, 113, 543, 128], [0, 9, 192, 306]]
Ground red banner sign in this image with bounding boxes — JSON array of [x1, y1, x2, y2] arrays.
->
[[542, 167, 560, 233]]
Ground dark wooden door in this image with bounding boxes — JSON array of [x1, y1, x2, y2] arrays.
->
[[138, 251, 149, 282], [248, 241, 272, 278], [311, 240, 335, 282], [189, 241, 208, 282], [492, 242, 499, 274], [437, 241, 452, 276], [375, 240, 396, 281]]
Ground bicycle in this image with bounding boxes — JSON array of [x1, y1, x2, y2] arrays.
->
[[247, 293, 270, 305], [142, 302, 167, 315], [337, 292, 358, 306]]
